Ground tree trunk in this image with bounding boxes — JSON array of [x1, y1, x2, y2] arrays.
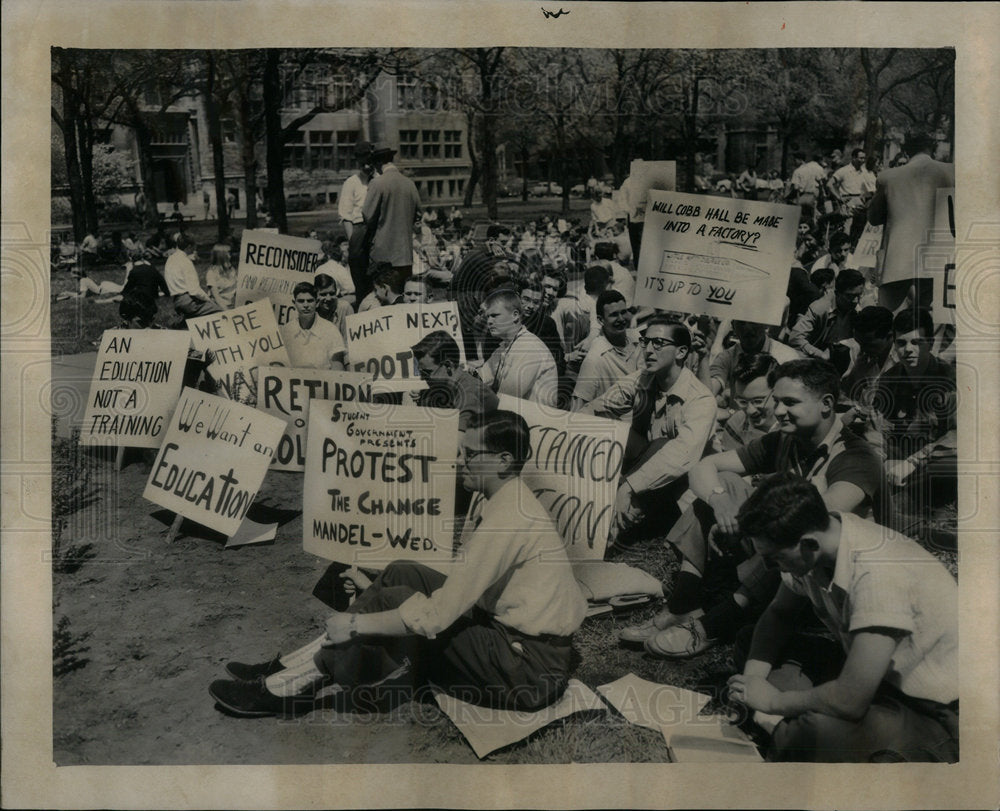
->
[[206, 51, 230, 242], [520, 144, 529, 202], [78, 119, 99, 234], [58, 94, 88, 242], [478, 51, 500, 221], [238, 88, 259, 231], [463, 111, 479, 208], [133, 115, 162, 230], [263, 49, 288, 234]]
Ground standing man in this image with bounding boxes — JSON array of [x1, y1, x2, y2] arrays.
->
[[789, 152, 827, 223], [339, 141, 375, 304], [829, 148, 876, 248], [279, 282, 346, 370], [362, 142, 421, 301]]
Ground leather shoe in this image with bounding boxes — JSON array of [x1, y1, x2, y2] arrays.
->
[[226, 654, 284, 681], [644, 620, 716, 659], [619, 609, 703, 645], [209, 677, 317, 718]]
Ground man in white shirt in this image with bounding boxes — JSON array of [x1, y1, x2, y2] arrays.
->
[[209, 410, 588, 716], [339, 141, 375, 302], [279, 282, 346, 370], [316, 241, 356, 308], [163, 233, 221, 319], [571, 289, 641, 410]]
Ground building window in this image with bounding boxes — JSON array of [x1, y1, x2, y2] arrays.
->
[[396, 74, 419, 111], [444, 130, 462, 159], [457, 179, 464, 195], [284, 130, 307, 170], [221, 118, 237, 143], [336, 130, 358, 170], [422, 130, 441, 159], [324, 78, 354, 110], [399, 129, 420, 160], [311, 130, 335, 170]]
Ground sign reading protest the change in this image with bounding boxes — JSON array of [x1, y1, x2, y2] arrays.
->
[[636, 190, 800, 325], [257, 367, 374, 471], [304, 401, 459, 572], [621, 159, 676, 223], [188, 301, 290, 406], [235, 229, 322, 326], [344, 302, 464, 393], [497, 395, 628, 561], [81, 329, 190, 448], [142, 387, 287, 536], [917, 188, 956, 326]]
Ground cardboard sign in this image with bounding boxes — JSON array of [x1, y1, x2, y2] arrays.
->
[[917, 188, 956, 325], [496, 395, 628, 561], [635, 190, 799, 325], [234, 229, 322, 326], [188, 301, 291, 407], [142, 387, 287, 536], [256, 367, 374, 471], [81, 329, 190, 448], [303, 401, 459, 571], [847, 222, 884, 270], [344, 302, 464, 393], [621, 159, 677, 223]]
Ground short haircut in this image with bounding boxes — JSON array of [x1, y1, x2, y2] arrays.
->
[[411, 330, 461, 367], [904, 128, 935, 155], [596, 288, 627, 319], [593, 241, 618, 260], [372, 262, 403, 293], [733, 352, 779, 387], [829, 231, 852, 251], [851, 147, 865, 159], [835, 267, 866, 293], [541, 268, 567, 297], [404, 276, 428, 290], [293, 281, 317, 298], [853, 305, 894, 338], [519, 279, 544, 297], [768, 358, 840, 402], [314, 273, 336, 292], [737, 473, 832, 549], [893, 307, 935, 338], [643, 314, 691, 350], [210, 243, 231, 267], [584, 264, 611, 295], [483, 288, 522, 315], [467, 409, 533, 476], [810, 266, 836, 290]]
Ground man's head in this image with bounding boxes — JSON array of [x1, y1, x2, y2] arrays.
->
[[412, 330, 462, 383], [596, 289, 630, 341], [593, 242, 618, 262], [403, 276, 430, 304], [639, 315, 690, 376], [810, 266, 836, 295], [732, 320, 768, 354], [737, 473, 832, 576], [584, 265, 611, 296], [291, 282, 318, 320], [850, 147, 866, 170], [732, 352, 779, 430], [892, 308, 935, 373], [518, 282, 546, 321], [459, 410, 533, 492], [372, 263, 403, 304], [834, 268, 866, 313], [482, 289, 523, 341], [767, 358, 839, 437], [904, 128, 935, 157], [314, 273, 338, 316], [540, 269, 566, 307], [853, 306, 895, 358], [829, 232, 852, 266], [370, 143, 396, 171]]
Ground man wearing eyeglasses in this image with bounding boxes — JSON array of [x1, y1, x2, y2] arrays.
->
[[789, 268, 868, 363], [410, 330, 499, 432], [580, 315, 716, 543]]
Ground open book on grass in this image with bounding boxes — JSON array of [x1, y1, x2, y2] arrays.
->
[[662, 714, 764, 763]]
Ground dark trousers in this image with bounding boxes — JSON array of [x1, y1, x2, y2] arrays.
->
[[348, 223, 371, 307], [733, 626, 959, 762], [313, 561, 574, 711]]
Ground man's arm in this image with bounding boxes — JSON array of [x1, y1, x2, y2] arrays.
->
[[740, 581, 809, 679], [788, 301, 829, 358], [688, 449, 750, 535], [867, 179, 888, 226]]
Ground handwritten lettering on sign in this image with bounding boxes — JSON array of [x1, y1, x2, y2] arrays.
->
[[235, 229, 322, 326]]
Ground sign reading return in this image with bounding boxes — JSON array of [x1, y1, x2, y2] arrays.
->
[[235, 229, 322, 326], [303, 401, 459, 572], [636, 190, 800, 325], [344, 302, 464, 393], [497, 395, 628, 562], [257, 367, 374, 471], [188, 300, 291, 406], [81, 329, 190, 448], [142, 387, 288, 537]]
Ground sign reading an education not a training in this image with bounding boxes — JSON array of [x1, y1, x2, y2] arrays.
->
[[636, 190, 800, 325]]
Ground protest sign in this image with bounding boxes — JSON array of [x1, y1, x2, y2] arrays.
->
[[303, 401, 459, 571], [188, 300, 291, 406], [620, 159, 676, 223], [257, 367, 374, 471], [81, 329, 190, 448], [917, 188, 956, 325], [497, 395, 628, 561], [234, 229, 322, 326], [847, 222, 884, 271], [142, 387, 287, 537], [344, 302, 464, 393], [635, 190, 799, 325]]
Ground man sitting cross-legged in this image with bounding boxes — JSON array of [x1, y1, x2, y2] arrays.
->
[[209, 410, 588, 717]]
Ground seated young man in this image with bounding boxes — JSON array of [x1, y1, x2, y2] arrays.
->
[[628, 359, 884, 659], [209, 411, 588, 716], [581, 316, 716, 543], [411, 330, 499, 432], [788, 268, 866, 362], [570, 289, 641, 411], [279, 282, 346, 371], [727, 473, 958, 763]]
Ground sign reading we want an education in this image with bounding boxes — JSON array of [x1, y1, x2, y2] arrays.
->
[[344, 302, 465, 393], [234, 229, 322, 327], [142, 387, 288, 537], [636, 190, 800, 325], [303, 400, 459, 573], [81, 329, 190, 448], [256, 367, 374, 471]]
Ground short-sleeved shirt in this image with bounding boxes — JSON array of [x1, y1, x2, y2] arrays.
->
[[709, 337, 800, 395], [280, 315, 346, 370], [572, 332, 641, 404], [736, 420, 884, 518], [782, 512, 957, 705]]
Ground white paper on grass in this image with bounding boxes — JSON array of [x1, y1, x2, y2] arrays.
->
[[596, 673, 711, 732], [224, 519, 278, 548], [433, 679, 605, 759], [662, 715, 763, 763]]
